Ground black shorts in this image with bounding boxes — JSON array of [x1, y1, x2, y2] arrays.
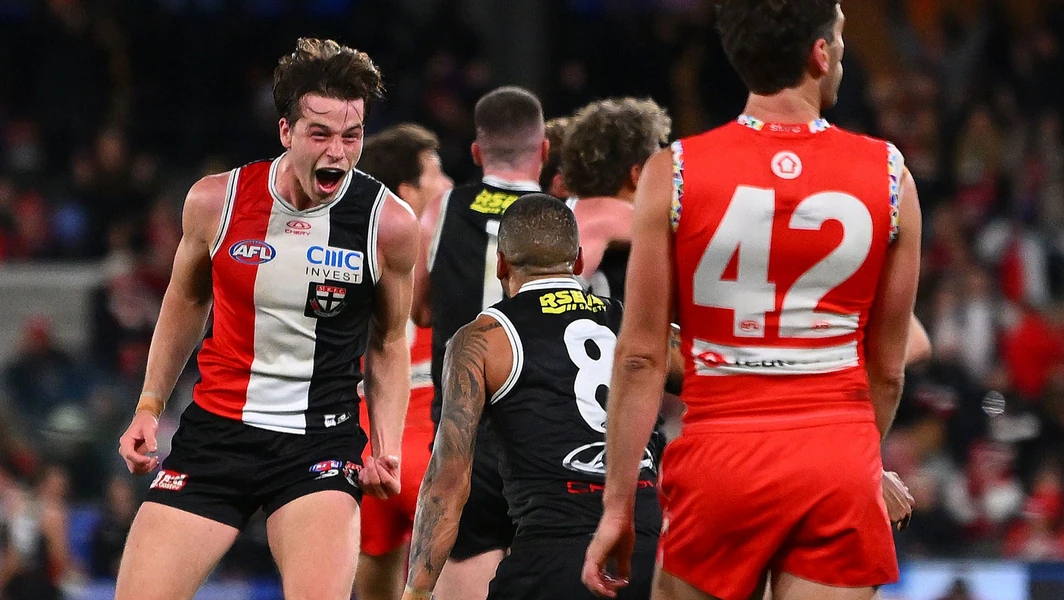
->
[[487, 535, 657, 600], [145, 401, 367, 530], [450, 426, 516, 560]]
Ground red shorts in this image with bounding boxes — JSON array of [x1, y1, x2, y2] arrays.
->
[[359, 426, 433, 556], [658, 420, 898, 600]]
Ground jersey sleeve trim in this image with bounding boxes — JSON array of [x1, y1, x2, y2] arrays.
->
[[425, 188, 452, 272], [366, 184, 388, 284], [480, 308, 524, 405], [209, 168, 240, 258], [887, 142, 904, 244], [670, 140, 684, 233]]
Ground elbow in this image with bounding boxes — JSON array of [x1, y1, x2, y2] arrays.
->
[[616, 343, 667, 375], [412, 304, 432, 329]]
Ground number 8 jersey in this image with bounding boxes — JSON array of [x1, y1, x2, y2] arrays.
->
[[673, 116, 904, 431], [480, 277, 661, 540]]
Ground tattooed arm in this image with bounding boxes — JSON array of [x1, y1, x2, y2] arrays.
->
[[403, 315, 509, 599]]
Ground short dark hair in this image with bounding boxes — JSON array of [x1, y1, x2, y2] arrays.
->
[[273, 38, 385, 124], [563, 98, 671, 198], [498, 194, 579, 271], [358, 124, 440, 192], [716, 0, 840, 95], [540, 117, 571, 193], [474, 86, 545, 167]]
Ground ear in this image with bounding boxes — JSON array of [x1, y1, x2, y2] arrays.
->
[[496, 250, 510, 281], [811, 38, 831, 77], [279, 118, 293, 149], [471, 142, 483, 167], [540, 138, 550, 162], [628, 164, 643, 191], [551, 172, 569, 199], [396, 182, 418, 211], [573, 246, 585, 276]]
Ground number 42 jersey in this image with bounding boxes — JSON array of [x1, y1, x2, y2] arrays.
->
[[480, 277, 662, 541], [673, 116, 904, 431]]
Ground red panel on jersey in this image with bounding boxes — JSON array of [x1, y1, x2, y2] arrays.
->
[[673, 121, 897, 431], [194, 162, 273, 420]]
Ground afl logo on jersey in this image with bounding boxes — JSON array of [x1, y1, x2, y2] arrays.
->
[[771, 151, 802, 180], [229, 240, 276, 264]]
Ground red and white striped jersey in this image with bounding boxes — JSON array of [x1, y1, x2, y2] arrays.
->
[[193, 156, 390, 434], [672, 116, 903, 431]]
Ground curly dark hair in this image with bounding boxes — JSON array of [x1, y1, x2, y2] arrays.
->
[[540, 117, 571, 192], [358, 124, 440, 193], [273, 38, 385, 124], [716, 0, 840, 95], [562, 98, 671, 198]]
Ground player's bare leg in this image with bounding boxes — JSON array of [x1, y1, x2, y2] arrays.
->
[[114, 502, 239, 600], [356, 544, 407, 600], [267, 490, 361, 600], [433, 550, 505, 600], [651, 568, 720, 600], [773, 572, 879, 600]]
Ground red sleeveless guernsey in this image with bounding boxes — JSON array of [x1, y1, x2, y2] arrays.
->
[[672, 116, 903, 431]]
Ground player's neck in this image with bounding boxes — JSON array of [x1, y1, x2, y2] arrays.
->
[[482, 165, 542, 188], [506, 272, 576, 297], [743, 88, 822, 125], [577, 189, 634, 205]]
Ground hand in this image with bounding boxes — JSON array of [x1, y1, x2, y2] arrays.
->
[[582, 510, 636, 598], [360, 455, 401, 499], [118, 411, 160, 475], [882, 470, 914, 530]]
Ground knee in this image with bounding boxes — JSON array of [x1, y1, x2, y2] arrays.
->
[[283, 575, 356, 600]]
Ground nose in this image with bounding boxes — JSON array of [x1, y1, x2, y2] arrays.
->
[[326, 135, 344, 160]]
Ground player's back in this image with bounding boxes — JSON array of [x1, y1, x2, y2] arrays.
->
[[427, 176, 540, 423], [481, 278, 660, 541], [673, 116, 903, 431]]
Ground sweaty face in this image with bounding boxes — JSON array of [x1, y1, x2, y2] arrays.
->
[[279, 94, 366, 203], [821, 4, 846, 109]]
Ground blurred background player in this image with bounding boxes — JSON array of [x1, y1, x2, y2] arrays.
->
[[114, 39, 418, 600], [416, 86, 548, 600], [585, 2, 922, 600], [354, 123, 453, 600], [540, 116, 572, 200], [562, 97, 671, 301], [403, 194, 664, 600]]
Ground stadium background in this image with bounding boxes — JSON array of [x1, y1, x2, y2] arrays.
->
[[1, 0, 1063, 598]]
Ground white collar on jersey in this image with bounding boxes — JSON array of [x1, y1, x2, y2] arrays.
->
[[518, 277, 583, 294], [483, 174, 541, 192], [737, 114, 832, 134]]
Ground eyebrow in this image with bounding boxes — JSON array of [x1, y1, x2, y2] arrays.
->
[[306, 122, 364, 134]]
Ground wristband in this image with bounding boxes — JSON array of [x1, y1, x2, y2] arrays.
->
[[136, 393, 165, 420]]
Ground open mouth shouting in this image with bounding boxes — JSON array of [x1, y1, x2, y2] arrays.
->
[[314, 167, 347, 196]]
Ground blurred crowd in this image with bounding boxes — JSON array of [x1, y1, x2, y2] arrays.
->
[[2, 0, 1064, 595]]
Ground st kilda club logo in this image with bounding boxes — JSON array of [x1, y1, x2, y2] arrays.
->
[[305, 280, 350, 318]]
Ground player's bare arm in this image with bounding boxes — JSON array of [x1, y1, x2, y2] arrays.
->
[[865, 167, 922, 440], [411, 191, 445, 328], [404, 315, 509, 600], [905, 314, 931, 364], [584, 150, 675, 599], [362, 193, 420, 499], [117, 173, 227, 475]]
